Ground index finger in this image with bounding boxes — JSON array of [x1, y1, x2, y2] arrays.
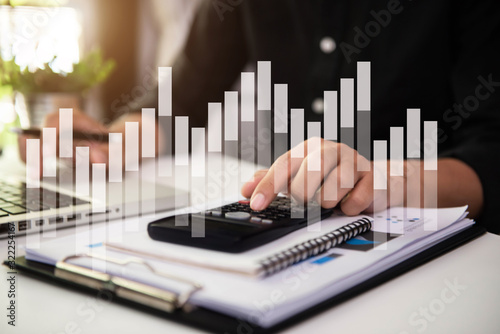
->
[[249, 141, 310, 211]]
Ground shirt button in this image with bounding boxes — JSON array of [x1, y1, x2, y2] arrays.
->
[[312, 98, 324, 114], [320, 36, 336, 54]]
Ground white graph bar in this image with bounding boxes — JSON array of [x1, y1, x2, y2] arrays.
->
[[75, 146, 90, 251], [307, 205, 321, 232], [307, 122, 321, 172], [340, 79, 355, 188], [390, 127, 404, 223], [192, 128, 206, 177], [291, 109, 304, 217], [274, 84, 288, 190], [107, 206, 123, 243], [374, 141, 387, 190], [191, 179, 206, 238], [324, 151, 338, 202], [241, 119, 255, 180], [291, 109, 304, 158], [59, 108, 73, 158], [75, 147, 89, 196], [158, 67, 172, 177], [390, 127, 404, 176], [241, 72, 256, 179], [424, 171, 438, 231], [26, 139, 40, 188], [42, 128, 57, 177], [258, 61, 271, 111], [142, 108, 156, 158], [373, 141, 388, 250], [274, 84, 288, 133], [307, 122, 321, 232], [208, 103, 222, 152], [357, 62, 371, 111], [424, 121, 438, 231], [175, 116, 189, 165], [174, 164, 189, 226], [241, 72, 255, 122], [158, 67, 172, 116], [306, 113, 322, 231], [340, 79, 354, 128], [141, 156, 156, 219], [357, 62, 371, 171], [158, 116, 172, 177], [324, 91, 338, 141], [124, 174, 140, 231], [407, 109, 421, 213], [273, 84, 288, 193], [125, 122, 139, 171], [424, 122, 438, 170], [407, 109, 421, 158], [109, 133, 123, 182], [92, 163, 106, 213], [224, 91, 238, 141], [257, 110, 272, 167], [406, 160, 422, 209]]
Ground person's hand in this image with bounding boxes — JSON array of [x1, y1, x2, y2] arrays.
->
[[241, 137, 392, 215]]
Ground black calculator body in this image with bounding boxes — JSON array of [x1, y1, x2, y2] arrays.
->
[[148, 197, 334, 253]]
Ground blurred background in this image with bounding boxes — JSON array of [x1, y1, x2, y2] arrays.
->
[[0, 0, 201, 153]]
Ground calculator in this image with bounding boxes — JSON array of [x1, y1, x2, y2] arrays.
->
[[147, 196, 334, 253]]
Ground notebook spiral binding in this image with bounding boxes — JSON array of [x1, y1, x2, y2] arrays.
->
[[259, 217, 373, 277]]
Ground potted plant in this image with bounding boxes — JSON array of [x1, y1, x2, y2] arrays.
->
[[0, 50, 115, 128]]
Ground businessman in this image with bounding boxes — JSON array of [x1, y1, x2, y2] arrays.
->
[[40, 0, 500, 233]]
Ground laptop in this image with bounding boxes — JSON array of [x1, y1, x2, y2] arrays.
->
[[0, 167, 187, 238]]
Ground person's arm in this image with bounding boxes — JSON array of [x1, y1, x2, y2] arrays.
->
[[437, 0, 500, 231], [241, 139, 484, 218], [433, 159, 483, 217]]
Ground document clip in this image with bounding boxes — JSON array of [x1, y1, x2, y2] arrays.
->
[[54, 253, 203, 313]]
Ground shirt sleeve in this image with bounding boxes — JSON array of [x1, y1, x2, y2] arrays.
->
[[440, 0, 500, 233]]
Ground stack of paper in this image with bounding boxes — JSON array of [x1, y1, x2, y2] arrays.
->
[[25, 206, 473, 328]]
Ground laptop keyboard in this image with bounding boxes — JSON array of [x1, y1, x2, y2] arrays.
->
[[0, 179, 89, 217]]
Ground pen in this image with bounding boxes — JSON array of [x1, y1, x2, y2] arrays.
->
[[11, 128, 109, 143]]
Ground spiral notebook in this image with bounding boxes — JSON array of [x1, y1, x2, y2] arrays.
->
[[103, 216, 373, 278], [20, 206, 479, 330]]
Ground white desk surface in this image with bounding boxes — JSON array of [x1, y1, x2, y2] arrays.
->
[[0, 150, 499, 334]]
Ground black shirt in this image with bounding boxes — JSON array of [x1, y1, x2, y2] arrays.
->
[[165, 0, 500, 233]]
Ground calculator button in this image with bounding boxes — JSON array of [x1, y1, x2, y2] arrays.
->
[[225, 212, 251, 220], [250, 217, 262, 223], [262, 219, 273, 224], [238, 200, 250, 205], [212, 211, 223, 217]]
